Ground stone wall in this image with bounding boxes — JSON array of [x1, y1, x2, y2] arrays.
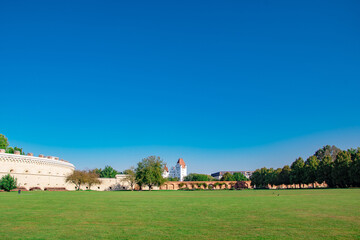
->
[[160, 181, 252, 190], [0, 152, 75, 190]]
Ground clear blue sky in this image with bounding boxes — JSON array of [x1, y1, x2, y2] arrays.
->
[[1, 1, 359, 173]]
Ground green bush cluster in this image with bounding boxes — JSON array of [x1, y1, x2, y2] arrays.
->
[[0, 174, 17, 192]]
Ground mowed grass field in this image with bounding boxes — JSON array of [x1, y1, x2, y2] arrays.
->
[[0, 189, 359, 239]]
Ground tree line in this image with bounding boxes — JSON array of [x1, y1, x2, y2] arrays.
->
[[250, 145, 360, 189]]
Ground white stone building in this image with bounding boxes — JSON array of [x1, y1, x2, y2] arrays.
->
[[163, 158, 187, 181], [0, 150, 75, 190], [0, 150, 133, 191]]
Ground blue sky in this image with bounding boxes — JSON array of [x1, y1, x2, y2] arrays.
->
[[1, 1, 359, 173]]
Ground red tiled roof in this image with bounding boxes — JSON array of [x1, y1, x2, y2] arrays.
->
[[177, 158, 186, 168], [164, 164, 169, 172]]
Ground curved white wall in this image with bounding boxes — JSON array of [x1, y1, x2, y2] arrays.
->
[[0, 152, 75, 190]]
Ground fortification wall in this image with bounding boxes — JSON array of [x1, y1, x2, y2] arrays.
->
[[0, 151, 75, 190], [160, 181, 251, 190], [78, 175, 132, 191]]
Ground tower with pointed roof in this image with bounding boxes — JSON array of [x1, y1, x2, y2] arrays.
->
[[163, 158, 188, 181], [162, 164, 169, 178], [172, 158, 188, 181]]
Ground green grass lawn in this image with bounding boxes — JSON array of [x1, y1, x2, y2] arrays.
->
[[0, 189, 359, 239]]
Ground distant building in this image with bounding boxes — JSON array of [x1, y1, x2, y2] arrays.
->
[[163, 158, 187, 181], [162, 164, 169, 178], [211, 171, 254, 180]]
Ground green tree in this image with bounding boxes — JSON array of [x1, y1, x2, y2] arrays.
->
[[123, 167, 137, 190], [317, 155, 334, 187], [99, 166, 119, 178], [279, 165, 291, 188], [314, 145, 341, 161], [250, 167, 270, 188], [220, 172, 235, 181], [290, 157, 305, 188], [264, 168, 275, 188], [349, 151, 360, 187], [135, 156, 166, 190], [332, 151, 352, 188], [250, 169, 261, 188], [66, 170, 87, 190], [0, 174, 17, 192], [5, 147, 14, 154], [184, 173, 214, 181], [304, 156, 319, 187], [84, 170, 101, 190], [233, 172, 248, 181], [0, 134, 9, 150], [273, 168, 283, 186]]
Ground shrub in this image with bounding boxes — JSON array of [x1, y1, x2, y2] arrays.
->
[[0, 174, 17, 192], [202, 183, 207, 188], [178, 183, 185, 188]]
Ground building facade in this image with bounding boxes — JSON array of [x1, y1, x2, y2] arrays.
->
[[0, 150, 133, 191], [163, 158, 187, 181], [0, 150, 75, 190]]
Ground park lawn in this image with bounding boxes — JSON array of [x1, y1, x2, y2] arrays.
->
[[0, 189, 359, 239]]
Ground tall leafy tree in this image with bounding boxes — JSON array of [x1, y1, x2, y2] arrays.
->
[[135, 156, 166, 190], [99, 166, 119, 178], [123, 167, 137, 190], [273, 168, 283, 186], [66, 170, 87, 190], [332, 151, 352, 187], [220, 172, 235, 181], [250, 169, 262, 188], [233, 172, 248, 181], [84, 170, 101, 189], [264, 168, 275, 187], [250, 167, 271, 188], [279, 165, 291, 188], [304, 156, 319, 187], [314, 145, 341, 161], [184, 173, 214, 181], [0, 134, 9, 150], [290, 157, 305, 188], [317, 155, 334, 187], [349, 151, 360, 187]]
